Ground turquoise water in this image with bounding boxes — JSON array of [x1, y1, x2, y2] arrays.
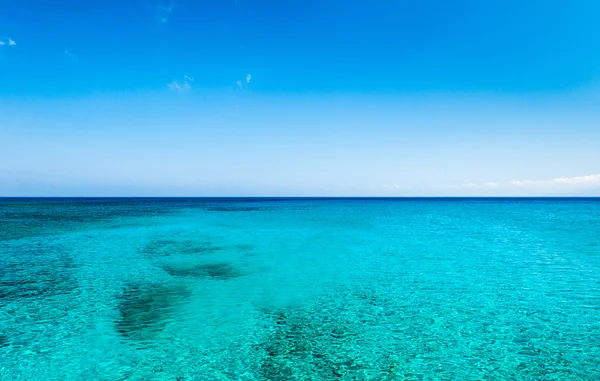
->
[[1, 198, 599, 380]]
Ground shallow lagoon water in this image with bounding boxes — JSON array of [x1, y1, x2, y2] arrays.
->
[[1, 198, 599, 380]]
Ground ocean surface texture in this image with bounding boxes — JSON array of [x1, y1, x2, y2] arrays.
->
[[1, 198, 599, 380]]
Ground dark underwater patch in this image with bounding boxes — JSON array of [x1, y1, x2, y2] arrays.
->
[[162, 262, 243, 280], [0, 334, 9, 348], [232, 243, 254, 251], [257, 307, 363, 380], [115, 282, 191, 342], [0, 244, 77, 303], [0, 199, 176, 241], [254, 288, 416, 380]]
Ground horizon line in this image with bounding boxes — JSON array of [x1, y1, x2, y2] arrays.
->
[[1, 196, 599, 200]]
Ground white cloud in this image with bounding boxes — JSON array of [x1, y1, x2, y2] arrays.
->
[[168, 80, 190, 92], [552, 174, 600, 185], [381, 184, 412, 191], [0, 37, 16, 47], [236, 74, 252, 90], [168, 74, 193, 92], [168, 80, 181, 91], [155, 2, 173, 23], [452, 174, 600, 195], [509, 180, 527, 186]]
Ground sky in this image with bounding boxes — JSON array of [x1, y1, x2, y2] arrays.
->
[[1, 0, 600, 196]]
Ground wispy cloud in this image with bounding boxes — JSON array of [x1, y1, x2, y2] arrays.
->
[[151, 1, 174, 23], [168, 80, 189, 92], [236, 73, 252, 90], [553, 174, 600, 185], [168, 74, 193, 92], [386, 174, 600, 196], [0, 37, 16, 47], [483, 182, 500, 188], [506, 174, 600, 188], [64, 49, 78, 63], [381, 184, 415, 192], [452, 174, 600, 194]]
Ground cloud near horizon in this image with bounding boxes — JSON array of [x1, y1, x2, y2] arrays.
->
[[452, 174, 600, 195]]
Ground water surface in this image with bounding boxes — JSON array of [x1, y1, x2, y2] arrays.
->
[[1, 198, 599, 380]]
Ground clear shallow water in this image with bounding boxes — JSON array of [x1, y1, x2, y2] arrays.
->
[[1, 198, 599, 380]]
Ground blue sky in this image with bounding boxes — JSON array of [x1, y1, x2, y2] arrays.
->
[[1, 0, 600, 196]]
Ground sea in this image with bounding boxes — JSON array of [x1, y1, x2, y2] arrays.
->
[[1, 197, 599, 380]]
